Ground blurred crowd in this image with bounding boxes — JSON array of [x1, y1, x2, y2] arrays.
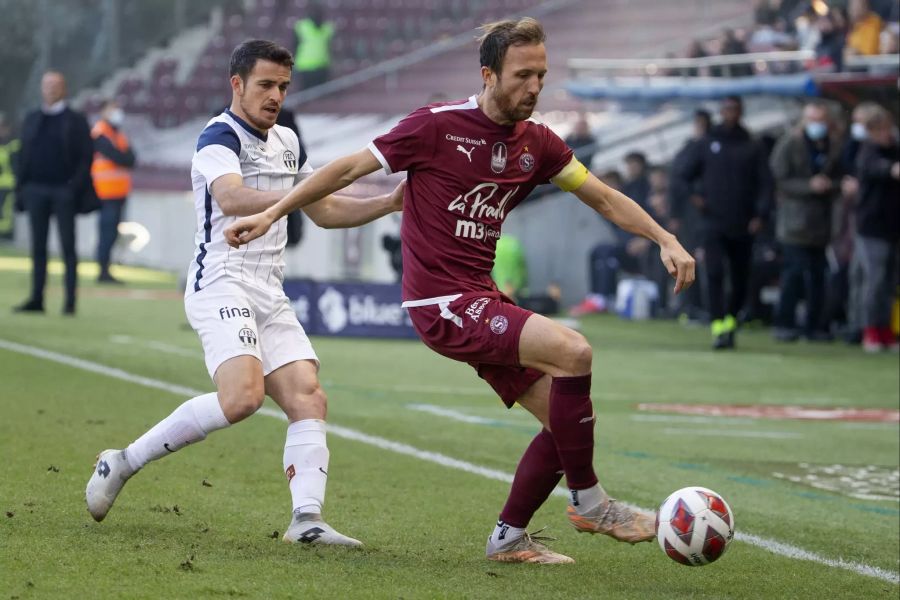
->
[[674, 0, 899, 75], [565, 96, 899, 353]]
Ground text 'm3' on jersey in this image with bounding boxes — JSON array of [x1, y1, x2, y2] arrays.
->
[[187, 109, 313, 296], [368, 96, 573, 304]]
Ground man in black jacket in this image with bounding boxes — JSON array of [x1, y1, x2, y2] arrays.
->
[[14, 71, 94, 314], [678, 96, 773, 349], [855, 106, 900, 352]]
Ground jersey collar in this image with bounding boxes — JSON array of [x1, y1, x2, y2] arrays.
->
[[226, 109, 268, 141]]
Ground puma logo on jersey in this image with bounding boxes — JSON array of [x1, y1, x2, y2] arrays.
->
[[456, 145, 474, 162]]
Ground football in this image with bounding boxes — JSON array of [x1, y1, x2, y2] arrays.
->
[[656, 486, 735, 566]]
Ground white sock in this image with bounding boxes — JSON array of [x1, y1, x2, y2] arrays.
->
[[283, 419, 329, 515], [570, 483, 608, 514], [125, 393, 230, 471], [488, 519, 525, 550]]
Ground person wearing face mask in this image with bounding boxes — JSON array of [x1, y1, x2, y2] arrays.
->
[[91, 100, 136, 284], [769, 101, 844, 342]]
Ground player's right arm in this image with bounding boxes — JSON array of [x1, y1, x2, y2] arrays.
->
[[224, 147, 382, 247], [210, 174, 290, 216]]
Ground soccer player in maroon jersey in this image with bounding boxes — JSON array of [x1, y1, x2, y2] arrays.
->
[[225, 18, 695, 564]]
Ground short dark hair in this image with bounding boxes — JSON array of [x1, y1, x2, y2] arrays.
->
[[624, 151, 647, 166], [229, 40, 293, 81], [477, 17, 545, 75], [722, 95, 743, 107], [694, 109, 712, 124]]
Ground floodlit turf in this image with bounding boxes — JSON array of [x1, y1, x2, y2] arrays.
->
[[1, 255, 898, 599]]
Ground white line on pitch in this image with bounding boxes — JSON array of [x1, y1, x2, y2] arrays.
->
[[630, 414, 757, 425], [109, 334, 202, 359], [0, 337, 895, 586], [407, 403, 517, 426], [662, 427, 803, 439]]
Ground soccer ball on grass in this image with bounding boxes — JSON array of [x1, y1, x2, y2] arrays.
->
[[655, 486, 734, 566]]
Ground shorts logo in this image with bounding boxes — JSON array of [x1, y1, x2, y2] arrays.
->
[[489, 315, 509, 335], [285, 464, 296, 481], [491, 142, 507, 173], [283, 150, 297, 171], [219, 306, 254, 320], [465, 297, 490, 322], [238, 327, 257, 347], [519, 152, 535, 173]]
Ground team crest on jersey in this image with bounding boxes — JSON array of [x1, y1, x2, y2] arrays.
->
[[491, 142, 507, 173], [489, 315, 509, 335], [283, 150, 297, 171], [238, 327, 257, 347], [519, 152, 535, 173]]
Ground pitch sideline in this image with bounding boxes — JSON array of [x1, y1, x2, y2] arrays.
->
[[1, 337, 897, 585]]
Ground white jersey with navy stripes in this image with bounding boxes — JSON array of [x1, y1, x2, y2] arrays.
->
[[186, 109, 313, 296]]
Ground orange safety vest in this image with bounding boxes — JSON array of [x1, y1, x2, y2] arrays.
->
[[91, 120, 132, 200]]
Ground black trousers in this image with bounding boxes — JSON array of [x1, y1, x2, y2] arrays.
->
[[775, 244, 827, 333], [23, 183, 78, 307], [97, 198, 126, 274], [703, 230, 753, 321]]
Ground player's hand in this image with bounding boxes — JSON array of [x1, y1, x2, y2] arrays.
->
[[224, 212, 275, 248], [659, 236, 696, 295], [388, 179, 407, 213]]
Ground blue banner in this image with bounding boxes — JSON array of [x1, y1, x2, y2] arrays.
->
[[283, 279, 417, 339]]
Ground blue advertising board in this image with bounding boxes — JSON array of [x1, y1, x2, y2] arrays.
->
[[282, 279, 417, 339]]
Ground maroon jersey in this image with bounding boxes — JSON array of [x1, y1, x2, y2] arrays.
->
[[369, 96, 573, 302]]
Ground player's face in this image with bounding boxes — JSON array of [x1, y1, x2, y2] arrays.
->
[[235, 60, 291, 131], [492, 43, 547, 122]]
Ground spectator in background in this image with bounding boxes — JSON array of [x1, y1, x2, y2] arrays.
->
[[622, 151, 650, 207], [678, 96, 772, 349], [0, 114, 19, 240], [714, 29, 753, 77], [13, 71, 94, 315], [847, 0, 884, 56], [769, 101, 843, 342], [293, 1, 334, 89], [684, 40, 707, 77], [854, 106, 900, 352], [91, 100, 136, 284], [813, 8, 848, 71], [669, 109, 712, 321], [570, 164, 655, 317], [565, 116, 597, 170]]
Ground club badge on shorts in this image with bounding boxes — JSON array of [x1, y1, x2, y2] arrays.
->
[[238, 327, 257, 347], [489, 315, 509, 335]]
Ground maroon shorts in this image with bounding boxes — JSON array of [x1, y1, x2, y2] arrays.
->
[[405, 291, 544, 408]]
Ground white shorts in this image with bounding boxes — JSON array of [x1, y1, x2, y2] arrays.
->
[[184, 279, 318, 380]]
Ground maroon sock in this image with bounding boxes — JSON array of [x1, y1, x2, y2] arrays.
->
[[549, 374, 598, 490], [499, 429, 563, 528]]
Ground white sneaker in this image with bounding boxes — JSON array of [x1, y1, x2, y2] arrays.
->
[[485, 528, 574, 564], [282, 511, 362, 547], [85, 449, 135, 522]]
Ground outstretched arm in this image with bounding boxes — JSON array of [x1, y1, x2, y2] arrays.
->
[[225, 148, 382, 247], [571, 169, 696, 294], [303, 180, 405, 229], [211, 173, 290, 216]]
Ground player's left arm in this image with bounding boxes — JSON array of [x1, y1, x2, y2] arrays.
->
[[558, 159, 696, 294], [303, 180, 405, 229]]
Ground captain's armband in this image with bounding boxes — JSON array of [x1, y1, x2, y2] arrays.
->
[[550, 157, 589, 192]]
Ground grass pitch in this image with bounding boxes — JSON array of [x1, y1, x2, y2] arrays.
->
[[1, 256, 898, 599]]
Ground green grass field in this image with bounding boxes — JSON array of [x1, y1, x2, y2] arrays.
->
[[1, 256, 898, 599]]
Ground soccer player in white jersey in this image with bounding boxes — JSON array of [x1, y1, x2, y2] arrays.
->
[[85, 40, 404, 546]]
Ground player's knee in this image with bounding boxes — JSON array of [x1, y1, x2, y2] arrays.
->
[[221, 382, 265, 422], [302, 385, 328, 419], [564, 333, 593, 375]]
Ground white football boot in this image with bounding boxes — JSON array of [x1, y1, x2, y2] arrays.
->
[[282, 510, 362, 547], [85, 449, 135, 522]]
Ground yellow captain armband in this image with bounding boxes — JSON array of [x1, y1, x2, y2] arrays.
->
[[550, 157, 589, 192]]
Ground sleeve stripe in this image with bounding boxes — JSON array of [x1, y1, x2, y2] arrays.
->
[[550, 157, 589, 192], [197, 122, 241, 156], [367, 141, 393, 175]]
